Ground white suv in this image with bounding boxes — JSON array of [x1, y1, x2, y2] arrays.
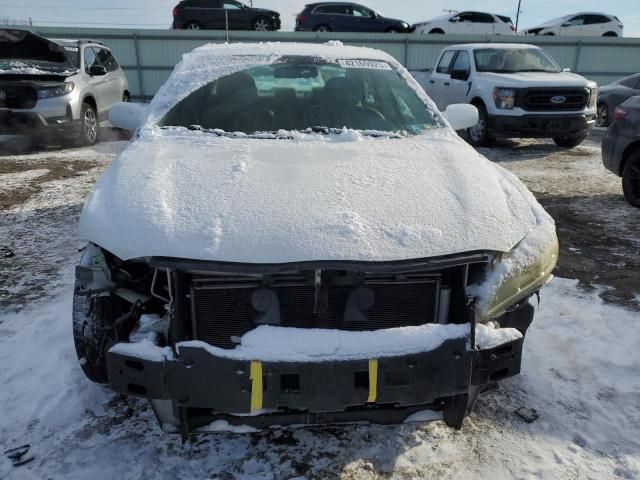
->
[[524, 13, 623, 37], [413, 11, 514, 36], [0, 29, 129, 146]]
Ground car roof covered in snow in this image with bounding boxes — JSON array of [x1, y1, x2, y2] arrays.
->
[[445, 43, 539, 51]]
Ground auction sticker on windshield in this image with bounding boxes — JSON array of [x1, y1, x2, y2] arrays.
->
[[338, 59, 392, 70]]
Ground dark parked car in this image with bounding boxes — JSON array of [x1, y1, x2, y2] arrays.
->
[[172, 0, 281, 31], [602, 96, 640, 207], [295, 2, 410, 33], [597, 73, 640, 127]]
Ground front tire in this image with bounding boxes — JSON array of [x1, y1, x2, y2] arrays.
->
[[252, 16, 271, 31], [313, 25, 331, 32], [78, 102, 98, 146], [72, 288, 116, 384], [467, 102, 494, 147], [622, 150, 640, 207], [553, 134, 587, 148], [597, 103, 609, 127]]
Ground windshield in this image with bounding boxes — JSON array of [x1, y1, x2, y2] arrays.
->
[[474, 48, 561, 73], [159, 56, 441, 136]]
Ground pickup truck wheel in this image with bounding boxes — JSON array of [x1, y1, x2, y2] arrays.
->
[[553, 134, 587, 148], [443, 392, 469, 429], [72, 287, 116, 384], [467, 103, 494, 147], [622, 151, 640, 207]]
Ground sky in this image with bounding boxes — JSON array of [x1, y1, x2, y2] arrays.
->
[[0, 0, 639, 36]]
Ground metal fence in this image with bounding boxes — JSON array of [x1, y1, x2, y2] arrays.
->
[[27, 26, 640, 100]]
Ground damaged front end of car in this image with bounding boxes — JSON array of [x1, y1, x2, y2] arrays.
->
[[73, 232, 557, 439]]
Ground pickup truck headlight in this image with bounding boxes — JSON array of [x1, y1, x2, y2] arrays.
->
[[473, 231, 558, 320], [493, 87, 516, 110], [37, 82, 74, 99], [588, 87, 598, 109]]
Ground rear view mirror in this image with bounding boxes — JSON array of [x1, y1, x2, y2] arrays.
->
[[109, 102, 148, 132], [442, 104, 478, 130]]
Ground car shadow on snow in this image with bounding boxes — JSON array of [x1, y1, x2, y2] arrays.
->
[[0, 129, 131, 156]]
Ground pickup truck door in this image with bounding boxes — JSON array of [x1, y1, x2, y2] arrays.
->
[[428, 50, 457, 110], [447, 50, 472, 104]]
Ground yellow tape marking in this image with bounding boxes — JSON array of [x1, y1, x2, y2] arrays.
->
[[250, 361, 263, 412], [368, 359, 378, 403]]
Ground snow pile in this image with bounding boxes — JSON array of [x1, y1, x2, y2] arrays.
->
[[0, 60, 76, 76], [175, 323, 521, 363], [78, 129, 542, 263]]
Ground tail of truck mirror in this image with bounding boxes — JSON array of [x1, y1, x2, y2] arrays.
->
[[442, 104, 479, 131]]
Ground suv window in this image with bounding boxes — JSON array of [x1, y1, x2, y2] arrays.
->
[[222, 1, 242, 9], [452, 12, 474, 23], [315, 5, 351, 15], [352, 5, 373, 17], [585, 14, 610, 24], [565, 15, 587, 26], [185, 0, 221, 7], [95, 48, 119, 72], [470, 12, 495, 23], [83, 47, 98, 72], [436, 50, 456, 74], [451, 51, 470, 73]]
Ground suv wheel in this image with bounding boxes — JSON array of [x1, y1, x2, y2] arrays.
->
[[553, 134, 587, 148], [79, 102, 98, 146], [253, 16, 271, 31], [467, 103, 494, 147], [185, 21, 202, 30], [72, 288, 117, 384], [313, 25, 331, 32], [597, 103, 609, 127], [622, 151, 640, 207]]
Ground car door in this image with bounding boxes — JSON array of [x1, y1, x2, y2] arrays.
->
[[612, 75, 640, 109], [351, 4, 380, 32], [560, 14, 586, 36], [83, 47, 111, 117], [583, 14, 611, 36], [185, 0, 221, 29], [221, 0, 247, 29], [448, 50, 472, 104], [94, 48, 124, 108], [448, 12, 475, 35], [428, 49, 457, 110], [469, 12, 497, 34]]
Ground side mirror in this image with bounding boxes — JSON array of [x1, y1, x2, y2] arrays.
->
[[450, 69, 469, 81], [109, 102, 148, 132], [89, 65, 107, 76], [442, 104, 478, 130]]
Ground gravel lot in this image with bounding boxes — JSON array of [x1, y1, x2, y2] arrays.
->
[[0, 134, 638, 479]]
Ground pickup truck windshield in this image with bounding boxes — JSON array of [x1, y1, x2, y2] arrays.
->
[[160, 57, 441, 136], [474, 48, 561, 73]]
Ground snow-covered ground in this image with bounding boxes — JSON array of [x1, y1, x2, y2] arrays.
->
[[0, 137, 639, 479]]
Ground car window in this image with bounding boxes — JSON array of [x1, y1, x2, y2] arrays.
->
[[496, 15, 513, 25], [585, 15, 610, 25], [436, 50, 456, 74], [471, 12, 495, 23], [222, 1, 242, 10], [451, 51, 470, 73], [474, 48, 561, 73], [565, 15, 586, 26], [83, 47, 98, 72], [95, 48, 119, 72], [352, 6, 373, 17], [452, 12, 474, 23], [185, 0, 220, 7], [315, 5, 351, 15], [159, 57, 442, 135]]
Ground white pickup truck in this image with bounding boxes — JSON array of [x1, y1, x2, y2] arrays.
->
[[414, 43, 598, 148]]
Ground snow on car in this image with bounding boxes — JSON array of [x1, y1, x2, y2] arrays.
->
[[72, 41, 558, 438]]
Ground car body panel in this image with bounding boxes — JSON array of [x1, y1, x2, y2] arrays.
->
[[599, 74, 640, 124], [172, 0, 281, 31], [295, 3, 410, 33], [524, 12, 623, 37], [413, 11, 514, 36], [602, 96, 640, 176]]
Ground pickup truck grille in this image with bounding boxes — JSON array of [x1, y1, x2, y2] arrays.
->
[[0, 85, 37, 109], [190, 270, 440, 349], [518, 88, 589, 111]]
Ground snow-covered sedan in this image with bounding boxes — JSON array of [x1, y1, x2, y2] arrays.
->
[[73, 42, 558, 437]]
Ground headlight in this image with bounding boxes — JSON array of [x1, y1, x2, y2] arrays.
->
[[37, 82, 74, 99], [588, 87, 598, 109], [475, 233, 559, 320], [493, 87, 516, 110]]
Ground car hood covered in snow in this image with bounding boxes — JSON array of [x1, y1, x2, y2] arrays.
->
[[78, 128, 541, 263]]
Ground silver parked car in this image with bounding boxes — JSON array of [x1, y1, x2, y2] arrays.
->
[[0, 29, 129, 146]]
